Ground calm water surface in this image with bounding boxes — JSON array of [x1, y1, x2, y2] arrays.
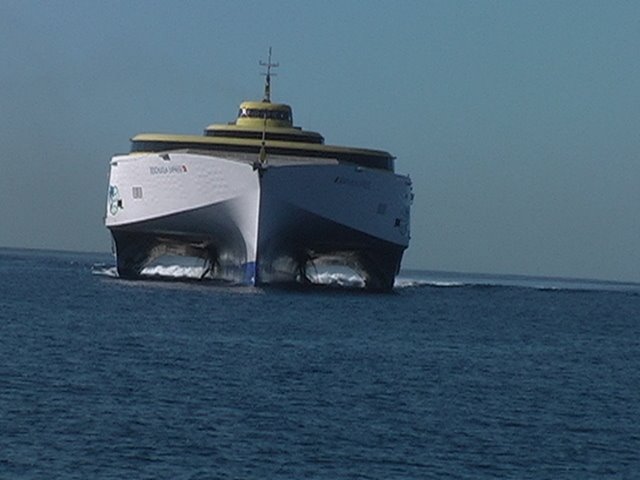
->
[[1, 248, 639, 479]]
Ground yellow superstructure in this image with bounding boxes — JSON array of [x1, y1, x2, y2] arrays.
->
[[129, 53, 395, 171]]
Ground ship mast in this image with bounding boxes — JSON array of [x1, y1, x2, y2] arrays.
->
[[258, 48, 278, 167], [260, 47, 278, 103]]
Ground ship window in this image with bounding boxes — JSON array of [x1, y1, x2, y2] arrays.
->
[[132, 186, 143, 199], [239, 108, 291, 122]]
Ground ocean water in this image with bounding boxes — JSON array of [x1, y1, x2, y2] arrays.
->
[[1, 248, 639, 479]]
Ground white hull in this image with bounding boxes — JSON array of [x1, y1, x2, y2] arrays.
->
[[105, 151, 411, 290]]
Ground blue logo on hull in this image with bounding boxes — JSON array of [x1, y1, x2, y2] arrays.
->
[[242, 262, 257, 285]]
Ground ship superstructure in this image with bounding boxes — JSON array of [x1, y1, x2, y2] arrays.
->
[[105, 50, 412, 291]]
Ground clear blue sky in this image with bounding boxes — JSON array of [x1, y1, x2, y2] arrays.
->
[[1, 0, 638, 282]]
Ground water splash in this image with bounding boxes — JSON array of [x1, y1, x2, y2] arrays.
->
[[308, 272, 366, 288], [91, 265, 118, 278], [393, 277, 465, 289], [140, 265, 206, 279], [91, 263, 639, 294]]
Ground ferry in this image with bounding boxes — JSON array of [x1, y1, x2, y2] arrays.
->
[[105, 50, 412, 291]]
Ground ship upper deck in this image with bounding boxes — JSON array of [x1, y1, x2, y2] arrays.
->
[[204, 101, 325, 144], [130, 133, 395, 171]]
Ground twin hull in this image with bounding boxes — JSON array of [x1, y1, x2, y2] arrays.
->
[[105, 152, 411, 290]]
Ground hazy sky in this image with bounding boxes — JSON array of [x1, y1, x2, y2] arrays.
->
[[1, 1, 638, 282]]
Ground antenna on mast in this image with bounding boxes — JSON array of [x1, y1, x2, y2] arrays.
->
[[259, 47, 278, 103]]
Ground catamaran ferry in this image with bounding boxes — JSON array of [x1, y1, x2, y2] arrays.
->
[[105, 51, 412, 291]]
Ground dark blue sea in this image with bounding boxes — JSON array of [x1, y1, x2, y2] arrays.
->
[[1, 248, 639, 479]]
